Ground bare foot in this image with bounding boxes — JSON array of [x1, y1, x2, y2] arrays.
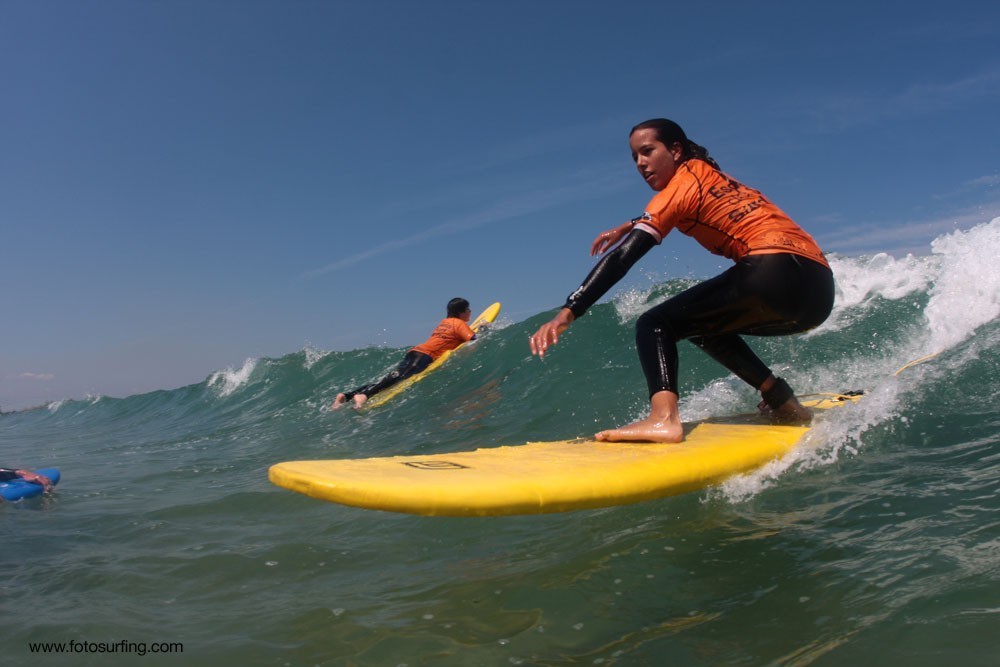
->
[[331, 393, 348, 410], [596, 390, 685, 443], [595, 416, 684, 443], [352, 394, 368, 409]]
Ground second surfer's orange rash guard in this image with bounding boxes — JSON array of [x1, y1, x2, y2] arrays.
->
[[634, 159, 829, 268], [411, 318, 475, 360]]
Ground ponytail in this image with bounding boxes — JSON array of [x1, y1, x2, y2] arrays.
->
[[684, 140, 720, 170], [630, 118, 721, 170]]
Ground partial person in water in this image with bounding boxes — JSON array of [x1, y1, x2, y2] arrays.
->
[[0, 467, 54, 492]]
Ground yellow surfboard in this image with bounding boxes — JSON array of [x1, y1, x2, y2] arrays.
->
[[271, 394, 860, 516], [363, 302, 502, 409]]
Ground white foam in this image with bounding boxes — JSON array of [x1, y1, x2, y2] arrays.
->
[[817, 252, 935, 334], [830, 252, 934, 307], [208, 358, 258, 397], [924, 217, 1000, 351], [816, 217, 1000, 355], [611, 279, 698, 324], [706, 216, 1000, 502], [303, 345, 329, 370], [611, 284, 659, 323], [485, 315, 513, 331]]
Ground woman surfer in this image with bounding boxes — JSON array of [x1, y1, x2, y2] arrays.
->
[[529, 118, 833, 443]]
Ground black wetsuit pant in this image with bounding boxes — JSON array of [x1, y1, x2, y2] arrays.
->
[[636, 253, 834, 397], [343, 350, 434, 400]]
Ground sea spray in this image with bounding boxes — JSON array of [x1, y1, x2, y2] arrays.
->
[[208, 357, 259, 397], [923, 217, 1000, 351], [715, 217, 1000, 502]]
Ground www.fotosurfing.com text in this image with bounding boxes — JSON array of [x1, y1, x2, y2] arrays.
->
[[28, 639, 183, 657]]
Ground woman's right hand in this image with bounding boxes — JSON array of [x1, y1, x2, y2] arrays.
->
[[529, 308, 575, 358], [590, 222, 632, 256]]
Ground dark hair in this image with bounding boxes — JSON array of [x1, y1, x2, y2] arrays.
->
[[447, 297, 470, 318], [629, 118, 720, 170]]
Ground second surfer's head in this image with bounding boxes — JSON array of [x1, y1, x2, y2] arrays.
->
[[447, 298, 470, 318]]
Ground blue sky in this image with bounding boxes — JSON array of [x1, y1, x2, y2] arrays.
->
[[2, 0, 998, 410]]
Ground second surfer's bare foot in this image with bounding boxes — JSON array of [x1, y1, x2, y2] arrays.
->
[[595, 417, 684, 443], [352, 394, 368, 409], [332, 393, 348, 410]]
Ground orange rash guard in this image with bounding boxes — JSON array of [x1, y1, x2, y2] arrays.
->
[[635, 159, 828, 268], [411, 318, 476, 360]]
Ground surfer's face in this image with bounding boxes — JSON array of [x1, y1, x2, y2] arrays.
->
[[630, 128, 683, 191]]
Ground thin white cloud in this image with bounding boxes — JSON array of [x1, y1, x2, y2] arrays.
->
[[819, 202, 1000, 256], [19, 372, 55, 381], [302, 169, 630, 279], [434, 115, 632, 177], [931, 172, 1000, 201], [892, 68, 1000, 114], [966, 173, 1000, 189], [802, 66, 1000, 130], [370, 116, 636, 221]]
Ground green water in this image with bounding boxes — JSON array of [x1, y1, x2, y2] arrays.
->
[[3, 233, 999, 666]]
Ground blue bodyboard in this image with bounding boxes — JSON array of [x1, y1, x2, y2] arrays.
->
[[0, 468, 60, 502]]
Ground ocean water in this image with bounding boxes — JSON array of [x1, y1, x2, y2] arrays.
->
[[3, 218, 999, 666]]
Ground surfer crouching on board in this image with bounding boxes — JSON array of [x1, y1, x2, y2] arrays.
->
[[529, 118, 833, 443], [333, 298, 477, 409]]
